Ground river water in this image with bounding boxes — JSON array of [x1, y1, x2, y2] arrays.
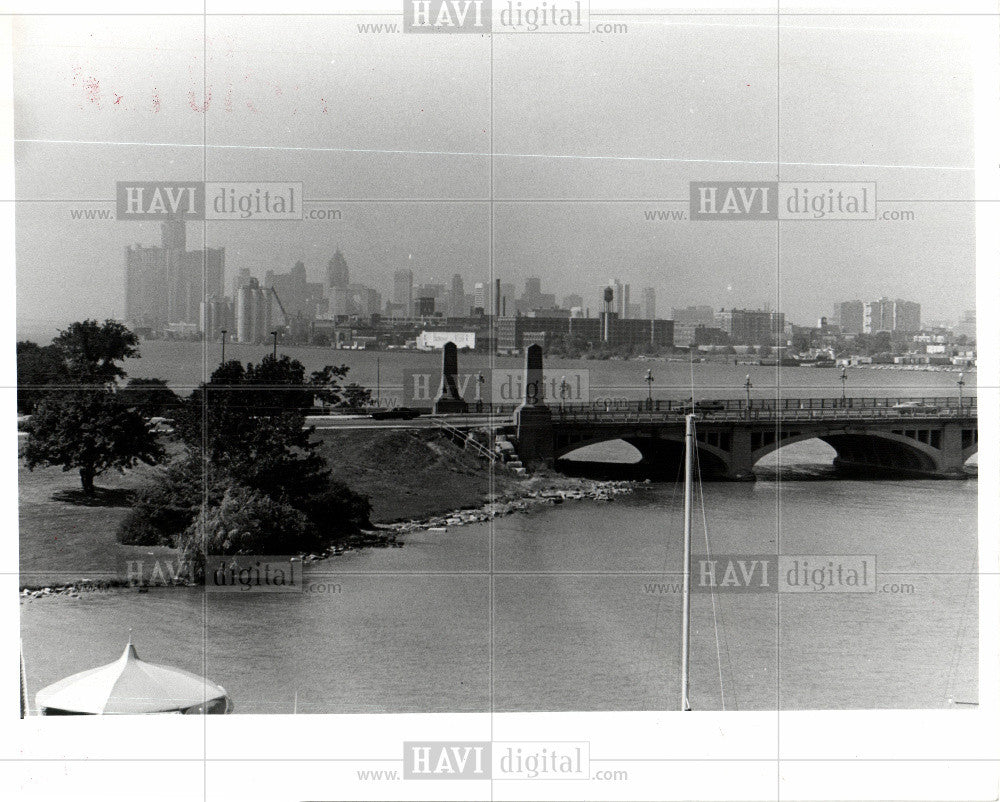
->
[[20, 345, 978, 712], [120, 340, 971, 404], [20, 441, 978, 713]]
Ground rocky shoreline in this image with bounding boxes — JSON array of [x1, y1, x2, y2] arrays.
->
[[22, 478, 636, 599], [304, 477, 635, 561]]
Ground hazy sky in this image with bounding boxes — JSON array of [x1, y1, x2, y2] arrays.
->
[[13, 13, 976, 335]]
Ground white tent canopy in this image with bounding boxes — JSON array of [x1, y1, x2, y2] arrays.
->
[[35, 641, 231, 715]]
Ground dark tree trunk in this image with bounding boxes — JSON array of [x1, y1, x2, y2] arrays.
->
[[79, 466, 95, 496]]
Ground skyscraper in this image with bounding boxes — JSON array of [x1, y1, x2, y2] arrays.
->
[[393, 269, 414, 317], [836, 300, 865, 334], [450, 273, 465, 317], [326, 248, 349, 289], [524, 277, 542, 309], [642, 287, 656, 319], [861, 298, 921, 334], [265, 260, 325, 320], [125, 219, 224, 331]]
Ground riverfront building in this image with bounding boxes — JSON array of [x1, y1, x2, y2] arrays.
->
[[836, 297, 921, 335], [714, 308, 786, 345], [496, 314, 673, 353]]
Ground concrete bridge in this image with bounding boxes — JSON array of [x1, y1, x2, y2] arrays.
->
[[535, 401, 978, 480], [429, 342, 978, 480]]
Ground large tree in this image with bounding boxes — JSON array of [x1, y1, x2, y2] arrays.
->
[[178, 356, 329, 503], [18, 320, 148, 412], [119, 355, 372, 555], [24, 390, 164, 495], [52, 319, 141, 384]]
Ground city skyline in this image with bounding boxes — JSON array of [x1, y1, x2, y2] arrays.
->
[[15, 209, 971, 337], [116, 220, 936, 345], [13, 14, 976, 336]]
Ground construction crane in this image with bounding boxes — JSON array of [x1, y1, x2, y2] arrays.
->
[[268, 286, 291, 328]]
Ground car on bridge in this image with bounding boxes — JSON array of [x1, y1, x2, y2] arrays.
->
[[675, 399, 727, 414], [892, 401, 940, 414], [369, 407, 421, 420]]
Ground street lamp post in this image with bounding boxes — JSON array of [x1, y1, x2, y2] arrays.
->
[[957, 372, 965, 408], [220, 329, 227, 364], [645, 369, 654, 409], [270, 331, 278, 360], [476, 373, 485, 413], [560, 376, 569, 412], [840, 366, 848, 406], [744, 374, 752, 414]]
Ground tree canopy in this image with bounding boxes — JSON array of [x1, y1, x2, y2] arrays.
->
[[24, 390, 164, 495], [52, 319, 141, 384]]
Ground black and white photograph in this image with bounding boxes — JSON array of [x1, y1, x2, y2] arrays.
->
[[4, 0, 998, 799]]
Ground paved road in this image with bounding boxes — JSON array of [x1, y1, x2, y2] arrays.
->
[[306, 414, 510, 431]]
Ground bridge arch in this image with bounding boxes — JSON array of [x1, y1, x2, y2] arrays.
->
[[553, 431, 733, 478], [751, 428, 937, 473], [747, 426, 975, 478]]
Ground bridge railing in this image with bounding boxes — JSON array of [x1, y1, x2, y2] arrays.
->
[[550, 404, 977, 424], [570, 396, 975, 414], [454, 396, 976, 420]]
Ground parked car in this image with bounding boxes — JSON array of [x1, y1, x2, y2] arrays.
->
[[370, 407, 420, 420]]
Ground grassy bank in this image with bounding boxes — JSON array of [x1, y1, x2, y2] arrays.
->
[[313, 428, 517, 523], [19, 429, 517, 587]]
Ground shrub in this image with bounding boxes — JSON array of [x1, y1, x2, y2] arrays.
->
[[178, 486, 317, 576], [299, 480, 373, 543], [117, 457, 221, 546]]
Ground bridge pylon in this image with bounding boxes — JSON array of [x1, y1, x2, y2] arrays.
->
[[513, 344, 554, 468]]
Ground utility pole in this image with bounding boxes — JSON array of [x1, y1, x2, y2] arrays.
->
[[271, 331, 278, 360], [220, 329, 227, 364]]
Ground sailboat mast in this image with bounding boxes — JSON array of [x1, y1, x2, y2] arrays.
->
[[681, 413, 694, 711]]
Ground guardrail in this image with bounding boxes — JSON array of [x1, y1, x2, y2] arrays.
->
[[429, 417, 498, 461], [551, 405, 977, 424], [573, 396, 976, 414], [420, 396, 977, 417]]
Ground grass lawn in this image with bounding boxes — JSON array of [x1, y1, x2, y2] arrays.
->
[[19, 428, 509, 587], [18, 458, 179, 588]]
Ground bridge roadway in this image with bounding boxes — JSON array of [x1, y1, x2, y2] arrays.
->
[[309, 395, 978, 480]]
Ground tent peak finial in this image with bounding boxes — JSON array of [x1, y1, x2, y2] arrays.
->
[[122, 633, 138, 662]]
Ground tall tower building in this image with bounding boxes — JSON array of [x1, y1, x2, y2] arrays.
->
[[642, 287, 656, 319], [124, 219, 223, 331], [161, 219, 186, 250], [393, 269, 414, 317], [836, 300, 865, 334], [524, 277, 542, 309], [326, 248, 349, 289], [450, 273, 465, 317]]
